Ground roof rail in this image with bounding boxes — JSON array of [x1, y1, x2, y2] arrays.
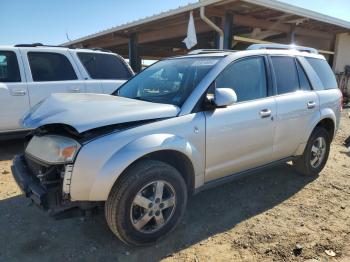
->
[[14, 43, 112, 53], [247, 44, 318, 54], [188, 49, 237, 55], [89, 47, 112, 53], [15, 43, 45, 47], [15, 43, 66, 48]]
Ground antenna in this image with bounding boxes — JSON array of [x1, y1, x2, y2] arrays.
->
[[65, 30, 72, 42]]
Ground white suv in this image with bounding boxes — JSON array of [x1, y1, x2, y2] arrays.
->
[[0, 44, 133, 135], [12, 44, 342, 246]]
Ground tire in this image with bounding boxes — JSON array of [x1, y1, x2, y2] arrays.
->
[[293, 127, 331, 176], [105, 160, 188, 246]]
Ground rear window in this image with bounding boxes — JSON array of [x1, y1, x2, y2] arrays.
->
[[306, 58, 337, 89], [78, 52, 132, 80], [0, 51, 21, 82], [28, 52, 77, 81]]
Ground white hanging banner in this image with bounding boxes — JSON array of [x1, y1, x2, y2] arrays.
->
[[183, 11, 197, 49]]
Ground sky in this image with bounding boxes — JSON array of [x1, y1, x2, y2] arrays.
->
[[1, 0, 350, 46]]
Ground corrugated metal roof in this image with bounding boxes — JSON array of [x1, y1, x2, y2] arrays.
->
[[62, 0, 350, 46]]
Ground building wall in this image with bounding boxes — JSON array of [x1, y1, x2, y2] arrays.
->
[[333, 33, 350, 73]]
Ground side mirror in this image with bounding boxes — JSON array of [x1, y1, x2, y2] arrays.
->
[[214, 88, 237, 107]]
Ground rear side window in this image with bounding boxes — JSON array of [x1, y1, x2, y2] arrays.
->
[[306, 58, 337, 89], [0, 51, 21, 82], [28, 52, 77, 81], [216, 56, 267, 102], [77, 52, 132, 80], [296, 61, 312, 90], [271, 56, 299, 94]]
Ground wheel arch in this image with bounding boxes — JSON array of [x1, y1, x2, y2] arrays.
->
[[86, 133, 203, 201], [116, 150, 196, 195], [314, 117, 335, 141], [295, 114, 336, 156]]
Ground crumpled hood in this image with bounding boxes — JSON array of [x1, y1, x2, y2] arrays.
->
[[22, 93, 180, 133]]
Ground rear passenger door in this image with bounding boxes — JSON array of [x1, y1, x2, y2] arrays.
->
[[269, 55, 319, 159], [20, 49, 86, 106], [205, 56, 277, 182], [0, 49, 30, 132]]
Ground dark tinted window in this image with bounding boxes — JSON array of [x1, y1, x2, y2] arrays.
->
[[28, 52, 77, 81], [216, 56, 267, 102], [78, 53, 132, 80], [306, 57, 337, 89], [271, 56, 299, 94], [0, 51, 21, 82], [296, 60, 312, 90]]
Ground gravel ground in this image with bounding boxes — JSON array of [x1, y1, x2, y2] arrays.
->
[[0, 109, 349, 262]]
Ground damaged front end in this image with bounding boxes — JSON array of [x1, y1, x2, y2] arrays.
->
[[11, 127, 99, 219]]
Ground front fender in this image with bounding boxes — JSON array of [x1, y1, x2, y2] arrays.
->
[[87, 133, 203, 201]]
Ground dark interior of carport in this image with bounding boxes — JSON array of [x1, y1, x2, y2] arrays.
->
[[66, 0, 348, 72]]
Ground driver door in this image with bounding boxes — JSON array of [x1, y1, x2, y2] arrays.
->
[[205, 56, 277, 182]]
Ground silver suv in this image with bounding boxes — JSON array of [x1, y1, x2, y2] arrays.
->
[[12, 44, 342, 246]]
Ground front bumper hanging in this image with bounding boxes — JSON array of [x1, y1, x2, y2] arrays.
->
[[11, 155, 49, 209]]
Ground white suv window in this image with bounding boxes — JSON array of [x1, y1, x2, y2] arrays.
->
[[0, 51, 21, 82], [216, 56, 267, 102], [77, 52, 132, 80], [28, 52, 77, 82]]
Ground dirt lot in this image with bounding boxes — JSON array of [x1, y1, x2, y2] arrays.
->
[[0, 110, 349, 262]]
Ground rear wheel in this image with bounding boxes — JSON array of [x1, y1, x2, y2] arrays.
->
[[293, 127, 331, 176], [105, 160, 187, 246]]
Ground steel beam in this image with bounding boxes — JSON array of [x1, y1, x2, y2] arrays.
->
[[128, 33, 141, 72], [223, 11, 233, 49]]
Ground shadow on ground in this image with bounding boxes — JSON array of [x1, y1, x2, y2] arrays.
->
[[0, 159, 316, 262], [0, 139, 25, 161]]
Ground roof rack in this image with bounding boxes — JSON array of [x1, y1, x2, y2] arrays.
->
[[14, 43, 112, 53], [89, 47, 112, 53], [188, 49, 237, 55], [247, 44, 318, 54], [15, 43, 45, 47]]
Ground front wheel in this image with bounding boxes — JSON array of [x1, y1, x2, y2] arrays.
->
[[293, 127, 331, 176], [105, 160, 187, 246]]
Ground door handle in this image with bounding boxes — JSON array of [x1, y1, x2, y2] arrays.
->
[[69, 87, 80, 92], [260, 109, 271, 118], [307, 101, 316, 109], [11, 89, 26, 96]]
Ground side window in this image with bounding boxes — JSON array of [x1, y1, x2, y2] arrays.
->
[[271, 56, 299, 94], [296, 60, 312, 90], [77, 52, 132, 80], [28, 52, 77, 82], [215, 56, 267, 102], [0, 51, 21, 82], [305, 57, 337, 89]]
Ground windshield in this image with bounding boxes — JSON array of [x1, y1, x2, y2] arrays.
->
[[116, 57, 221, 106]]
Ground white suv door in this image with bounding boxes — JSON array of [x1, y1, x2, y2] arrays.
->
[[20, 48, 86, 106], [205, 56, 277, 182], [0, 49, 30, 132]]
